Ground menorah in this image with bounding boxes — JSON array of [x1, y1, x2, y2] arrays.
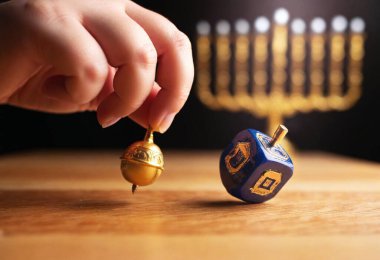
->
[[195, 8, 366, 141]]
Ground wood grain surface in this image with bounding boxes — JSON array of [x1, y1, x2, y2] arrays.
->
[[0, 150, 380, 259]]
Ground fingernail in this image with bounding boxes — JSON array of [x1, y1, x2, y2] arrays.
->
[[158, 113, 176, 133], [101, 116, 121, 128]]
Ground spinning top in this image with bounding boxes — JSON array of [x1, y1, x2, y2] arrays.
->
[[120, 128, 164, 193], [220, 125, 294, 203]]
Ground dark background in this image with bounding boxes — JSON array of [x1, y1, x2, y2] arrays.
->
[[0, 0, 379, 162]]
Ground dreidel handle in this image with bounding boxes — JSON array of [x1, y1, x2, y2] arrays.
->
[[270, 125, 288, 147]]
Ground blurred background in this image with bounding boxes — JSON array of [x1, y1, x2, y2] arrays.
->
[[0, 0, 379, 162]]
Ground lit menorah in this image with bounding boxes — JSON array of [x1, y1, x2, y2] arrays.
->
[[196, 8, 366, 140]]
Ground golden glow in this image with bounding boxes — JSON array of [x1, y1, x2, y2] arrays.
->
[[196, 11, 365, 137]]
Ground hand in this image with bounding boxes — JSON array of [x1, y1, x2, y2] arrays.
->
[[0, 0, 194, 132]]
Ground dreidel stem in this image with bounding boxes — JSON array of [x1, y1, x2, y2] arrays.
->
[[144, 127, 154, 143], [270, 125, 288, 146]]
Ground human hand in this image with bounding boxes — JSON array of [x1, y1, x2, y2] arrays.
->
[[0, 0, 194, 132]]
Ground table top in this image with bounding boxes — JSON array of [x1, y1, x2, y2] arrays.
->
[[0, 150, 380, 259]]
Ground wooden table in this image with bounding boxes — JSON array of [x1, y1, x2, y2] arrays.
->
[[0, 150, 380, 259]]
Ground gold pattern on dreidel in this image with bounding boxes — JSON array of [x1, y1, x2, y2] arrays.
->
[[120, 128, 164, 193], [250, 170, 282, 196], [225, 142, 251, 175]]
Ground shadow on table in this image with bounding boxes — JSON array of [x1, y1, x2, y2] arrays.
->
[[188, 199, 271, 210]]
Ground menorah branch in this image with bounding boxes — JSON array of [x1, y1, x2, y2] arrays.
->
[[196, 9, 366, 135]]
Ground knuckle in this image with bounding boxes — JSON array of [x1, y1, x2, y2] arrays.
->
[[23, 0, 61, 20], [69, 62, 107, 104], [135, 43, 157, 66], [170, 30, 192, 51], [81, 62, 108, 83]]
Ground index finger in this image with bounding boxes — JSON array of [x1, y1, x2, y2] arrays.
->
[[125, 1, 194, 133]]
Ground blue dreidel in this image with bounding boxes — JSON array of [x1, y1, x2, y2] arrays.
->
[[220, 125, 294, 203]]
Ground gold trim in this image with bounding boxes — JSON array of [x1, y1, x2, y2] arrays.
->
[[122, 146, 164, 169], [225, 142, 251, 175], [250, 170, 282, 196]]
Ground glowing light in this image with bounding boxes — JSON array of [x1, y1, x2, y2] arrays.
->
[[254, 16, 270, 33], [311, 17, 326, 34], [235, 19, 250, 34], [331, 15, 348, 33], [350, 17, 365, 33], [196, 21, 211, 35], [291, 19, 306, 34], [274, 8, 289, 25], [216, 20, 231, 35]]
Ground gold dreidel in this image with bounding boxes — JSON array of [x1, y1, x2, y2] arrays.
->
[[120, 128, 164, 193]]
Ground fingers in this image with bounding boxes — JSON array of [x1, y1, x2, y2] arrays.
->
[[20, 0, 193, 132], [7, 65, 115, 113], [86, 11, 157, 128], [124, 1, 194, 133], [128, 82, 161, 128], [31, 13, 109, 105]]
